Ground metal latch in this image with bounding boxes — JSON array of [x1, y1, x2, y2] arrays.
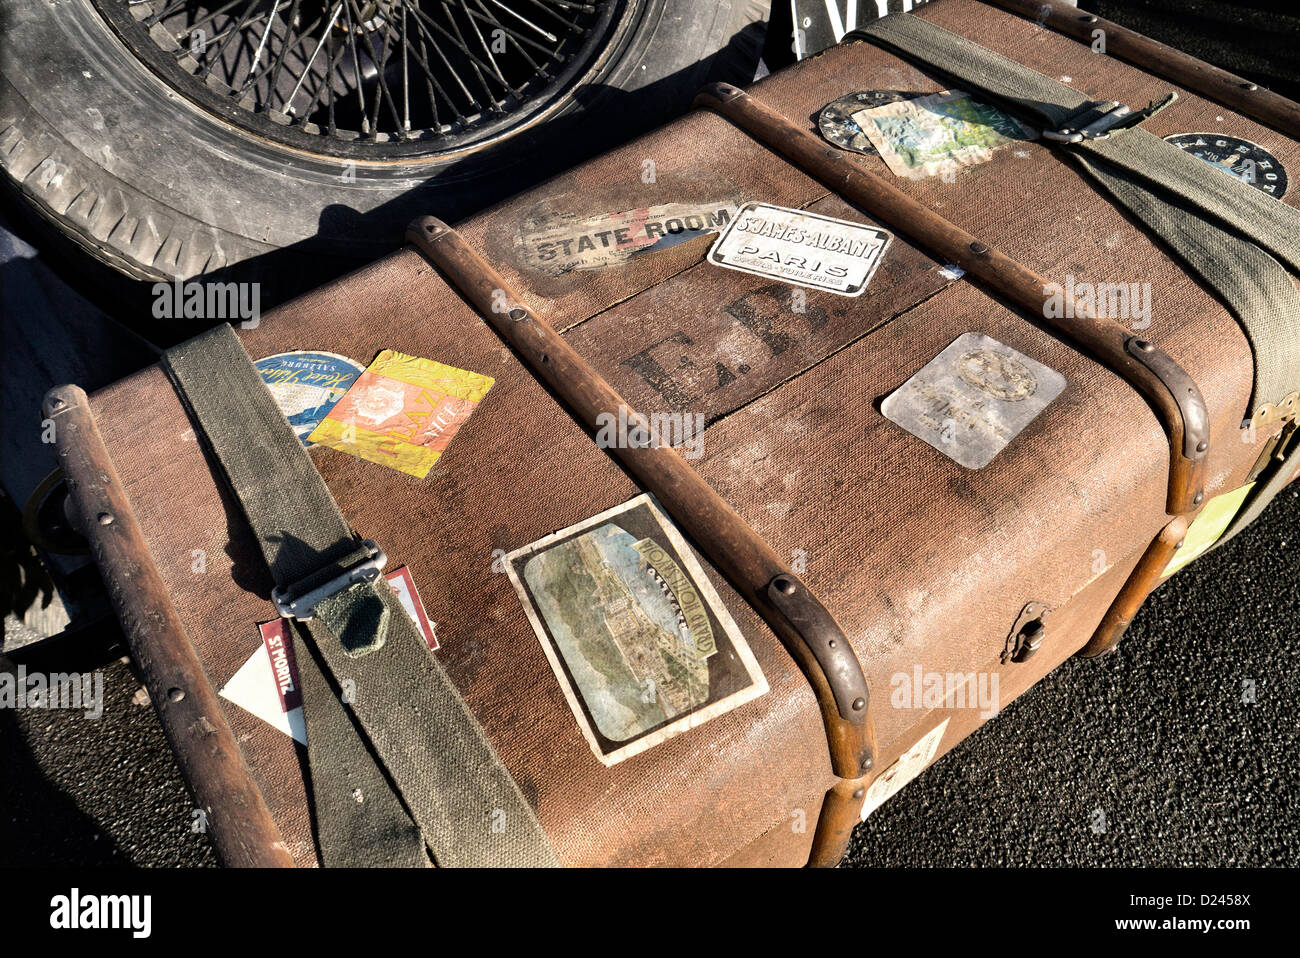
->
[[1247, 392, 1298, 484], [271, 539, 387, 620], [1002, 601, 1051, 664], [1043, 101, 1134, 143]]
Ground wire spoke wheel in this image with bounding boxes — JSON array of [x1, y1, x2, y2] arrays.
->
[[92, 0, 632, 157], [3, 0, 767, 281]]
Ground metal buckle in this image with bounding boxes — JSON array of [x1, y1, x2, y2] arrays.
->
[[271, 539, 387, 621], [1042, 101, 1133, 144]]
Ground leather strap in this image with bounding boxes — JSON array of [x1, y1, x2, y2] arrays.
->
[[163, 324, 559, 867]]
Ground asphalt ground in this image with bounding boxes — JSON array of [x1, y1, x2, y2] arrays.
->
[[1, 0, 1297, 869]]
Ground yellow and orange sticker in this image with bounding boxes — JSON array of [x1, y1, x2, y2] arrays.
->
[[308, 350, 494, 479]]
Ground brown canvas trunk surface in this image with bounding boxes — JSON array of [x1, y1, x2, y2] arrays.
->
[[48, 0, 1300, 867]]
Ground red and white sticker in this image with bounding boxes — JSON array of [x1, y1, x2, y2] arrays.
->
[[219, 566, 436, 743]]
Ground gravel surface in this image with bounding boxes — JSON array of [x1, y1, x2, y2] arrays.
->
[[846, 484, 1300, 867]]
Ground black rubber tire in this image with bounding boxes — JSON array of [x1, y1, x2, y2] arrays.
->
[[0, 0, 768, 283]]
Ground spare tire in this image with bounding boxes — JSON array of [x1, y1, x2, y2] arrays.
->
[[0, 0, 768, 283]]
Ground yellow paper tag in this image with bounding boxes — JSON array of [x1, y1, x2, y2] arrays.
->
[[307, 350, 494, 478], [1163, 482, 1255, 577]]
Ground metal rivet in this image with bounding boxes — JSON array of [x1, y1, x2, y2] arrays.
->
[[969, 241, 988, 255], [51, 397, 66, 410], [1134, 339, 1153, 352], [852, 788, 865, 800], [1174, 540, 1185, 550], [861, 756, 873, 771], [851, 696, 866, 711], [1081, 14, 1098, 23], [508, 308, 527, 322], [97, 512, 114, 525], [828, 638, 837, 648], [1193, 492, 1204, 506], [1196, 440, 1208, 453], [1242, 82, 1258, 91], [773, 577, 797, 596], [167, 688, 185, 703]]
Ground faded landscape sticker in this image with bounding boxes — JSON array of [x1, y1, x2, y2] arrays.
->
[[506, 494, 767, 766], [882, 332, 1066, 469], [854, 90, 1034, 180]]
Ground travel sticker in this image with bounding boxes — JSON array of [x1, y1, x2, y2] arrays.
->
[[818, 90, 914, 155], [853, 89, 1035, 180], [505, 494, 768, 766], [219, 566, 436, 744], [708, 201, 892, 296], [1164, 133, 1288, 198], [308, 350, 494, 479], [882, 332, 1066, 469], [254, 351, 364, 445], [861, 719, 949, 820], [517, 201, 741, 274]]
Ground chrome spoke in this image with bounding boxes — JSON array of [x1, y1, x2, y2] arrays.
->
[[95, 0, 613, 148]]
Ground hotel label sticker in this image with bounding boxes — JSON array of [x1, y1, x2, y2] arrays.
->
[[505, 494, 768, 766], [254, 351, 364, 446], [518, 201, 741, 274], [309, 350, 494, 479], [1164, 133, 1288, 198], [882, 332, 1066, 469], [708, 202, 892, 296]]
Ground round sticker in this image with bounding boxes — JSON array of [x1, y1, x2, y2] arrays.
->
[[818, 90, 915, 155], [254, 351, 365, 445], [1164, 133, 1288, 199]]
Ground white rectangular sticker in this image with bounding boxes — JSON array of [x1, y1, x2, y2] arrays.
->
[[861, 719, 950, 819], [707, 202, 892, 296], [882, 332, 1066, 469], [219, 566, 436, 744]]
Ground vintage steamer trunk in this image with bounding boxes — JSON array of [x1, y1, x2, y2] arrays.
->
[[46, 0, 1300, 867]]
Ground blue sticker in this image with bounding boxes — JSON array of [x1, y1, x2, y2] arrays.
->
[[254, 351, 365, 446]]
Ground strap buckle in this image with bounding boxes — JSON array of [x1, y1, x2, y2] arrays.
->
[[1042, 101, 1133, 143], [272, 539, 388, 620]]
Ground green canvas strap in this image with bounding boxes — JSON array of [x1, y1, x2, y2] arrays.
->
[[162, 324, 559, 868], [292, 624, 429, 868], [850, 13, 1300, 420]]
